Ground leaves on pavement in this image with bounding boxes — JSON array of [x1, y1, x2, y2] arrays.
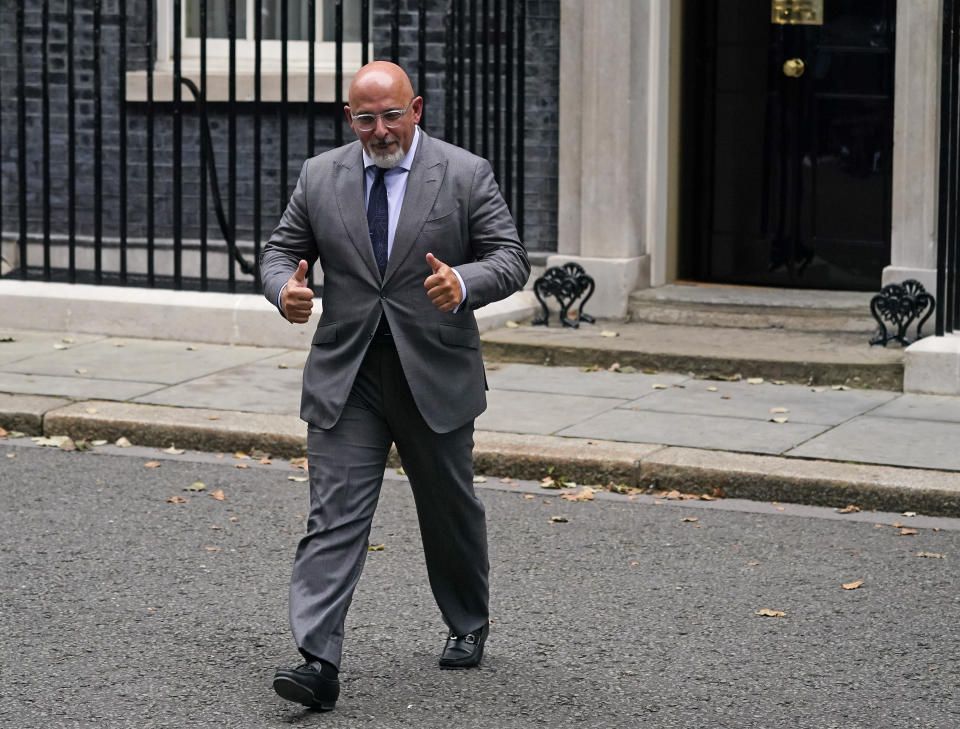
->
[[917, 552, 947, 559], [184, 481, 206, 491], [166, 496, 188, 503], [115, 437, 133, 448], [368, 544, 385, 551], [836, 505, 861, 513], [162, 445, 185, 455], [144, 461, 161, 468], [755, 608, 786, 618], [842, 580, 864, 590], [548, 515, 570, 524], [899, 528, 919, 536], [210, 489, 226, 501], [560, 486, 595, 502], [288, 476, 308, 482]]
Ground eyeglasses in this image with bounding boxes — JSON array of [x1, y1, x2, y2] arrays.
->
[[350, 99, 415, 132]]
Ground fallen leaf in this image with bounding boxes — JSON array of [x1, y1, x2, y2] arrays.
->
[[205, 546, 219, 551], [664, 490, 682, 501], [842, 580, 864, 590], [277, 363, 289, 369], [699, 494, 717, 501], [235, 463, 249, 469], [208, 415, 220, 421], [608, 362, 621, 372], [917, 552, 947, 559], [396, 467, 406, 476], [184, 481, 206, 491], [899, 528, 919, 536], [288, 476, 308, 482], [812, 386, 827, 392], [290, 457, 308, 470], [91, 439, 107, 446], [0, 427, 7, 437], [832, 384, 850, 391], [620, 366, 637, 374], [643, 368, 659, 375], [473, 476, 487, 483], [499, 477, 513, 483], [75, 368, 88, 374], [162, 445, 185, 455], [548, 515, 570, 524], [770, 417, 789, 424], [580, 364, 600, 372], [166, 496, 188, 503], [186, 346, 197, 351], [523, 494, 535, 499], [771, 380, 786, 385], [600, 330, 619, 338], [720, 395, 732, 400], [706, 386, 718, 392], [53, 343, 69, 350], [31, 435, 71, 448], [770, 407, 789, 414], [210, 489, 226, 501], [505, 320, 520, 328], [746, 377, 764, 385], [368, 544, 385, 551], [630, 561, 639, 566], [209, 525, 221, 530], [755, 609, 786, 618], [836, 505, 861, 513], [234, 451, 248, 459], [651, 383, 668, 390], [55, 437, 75, 451], [230, 516, 238, 522], [892, 522, 904, 528], [115, 437, 133, 448], [902, 511, 917, 517], [747, 562, 759, 566], [258, 458, 273, 465], [775, 506, 785, 511], [560, 486, 595, 502], [144, 461, 161, 468], [85, 407, 98, 414], [682, 516, 698, 523], [6, 453, 16, 458]]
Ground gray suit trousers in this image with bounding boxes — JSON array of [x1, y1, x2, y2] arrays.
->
[[289, 338, 489, 669]]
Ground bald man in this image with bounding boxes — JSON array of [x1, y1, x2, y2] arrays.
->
[[260, 62, 529, 711]]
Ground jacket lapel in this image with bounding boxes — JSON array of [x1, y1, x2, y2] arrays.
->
[[384, 131, 446, 285], [334, 144, 381, 282]]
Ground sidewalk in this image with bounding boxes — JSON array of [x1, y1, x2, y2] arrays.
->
[[2, 325, 959, 516]]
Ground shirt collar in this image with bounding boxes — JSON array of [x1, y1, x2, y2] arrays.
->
[[362, 125, 420, 173]]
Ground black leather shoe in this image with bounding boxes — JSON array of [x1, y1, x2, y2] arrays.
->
[[273, 661, 339, 711], [439, 623, 489, 669]]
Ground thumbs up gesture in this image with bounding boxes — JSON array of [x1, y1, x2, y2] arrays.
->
[[424, 253, 462, 312], [281, 260, 314, 323]]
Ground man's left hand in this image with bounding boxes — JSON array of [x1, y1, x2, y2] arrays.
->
[[424, 253, 462, 312]]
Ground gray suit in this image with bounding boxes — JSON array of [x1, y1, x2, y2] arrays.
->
[[261, 129, 529, 668]]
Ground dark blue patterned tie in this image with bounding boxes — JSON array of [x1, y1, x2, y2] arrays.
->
[[367, 166, 389, 276]]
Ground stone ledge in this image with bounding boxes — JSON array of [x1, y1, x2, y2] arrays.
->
[[0, 393, 73, 435]]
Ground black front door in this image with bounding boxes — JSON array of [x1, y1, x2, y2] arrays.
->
[[680, 0, 896, 290]]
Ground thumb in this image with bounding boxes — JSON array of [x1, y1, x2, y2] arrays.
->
[[426, 252, 444, 273], [292, 260, 309, 285]]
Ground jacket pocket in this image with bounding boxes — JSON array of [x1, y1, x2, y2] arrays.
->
[[312, 322, 337, 345], [438, 323, 479, 349]]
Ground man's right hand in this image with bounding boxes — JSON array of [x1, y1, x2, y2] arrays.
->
[[281, 260, 314, 324]]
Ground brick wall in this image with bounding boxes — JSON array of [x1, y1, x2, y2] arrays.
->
[[0, 0, 558, 287]]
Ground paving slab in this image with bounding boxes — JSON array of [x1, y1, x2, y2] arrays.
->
[[639, 447, 960, 516], [869, 393, 960, 423], [557, 408, 829, 455], [1, 337, 288, 384], [0, 331, 105, 365], [0, 392, 72, 434], [622, 380, 897, 425], [485, 362, 688, 399], [476, 390, 628, 435], [0, 372, 163, 400], [787, 416, 960, 471], [43, 400, 308, 457], [134, 352, 305, 415]]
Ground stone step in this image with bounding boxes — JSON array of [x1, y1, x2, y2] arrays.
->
[[628, 283, 878, 334]]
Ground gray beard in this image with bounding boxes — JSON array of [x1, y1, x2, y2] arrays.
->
[[367, 143, 405, 169]]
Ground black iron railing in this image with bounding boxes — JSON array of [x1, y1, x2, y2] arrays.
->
[[1, 0, 528, 293], [938, 0, 960, 335]]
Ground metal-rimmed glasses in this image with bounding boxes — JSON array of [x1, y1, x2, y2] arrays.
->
[[350, 99, 416, 132]]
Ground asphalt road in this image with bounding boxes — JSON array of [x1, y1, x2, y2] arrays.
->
[[1, 441, 959, 729]]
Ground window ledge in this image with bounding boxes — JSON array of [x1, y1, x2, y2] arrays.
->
[[125, 68, 355, 103]]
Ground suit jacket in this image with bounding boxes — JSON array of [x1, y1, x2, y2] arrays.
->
[[260, 129, 530, 434]]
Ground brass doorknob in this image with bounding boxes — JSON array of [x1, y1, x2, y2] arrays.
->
[[783, 58, 805, 78]]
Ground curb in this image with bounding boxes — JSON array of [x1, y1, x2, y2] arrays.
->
[[3, 396, 960, 518]]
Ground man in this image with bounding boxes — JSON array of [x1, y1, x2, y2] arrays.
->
[[260, 61, 529, 712]]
